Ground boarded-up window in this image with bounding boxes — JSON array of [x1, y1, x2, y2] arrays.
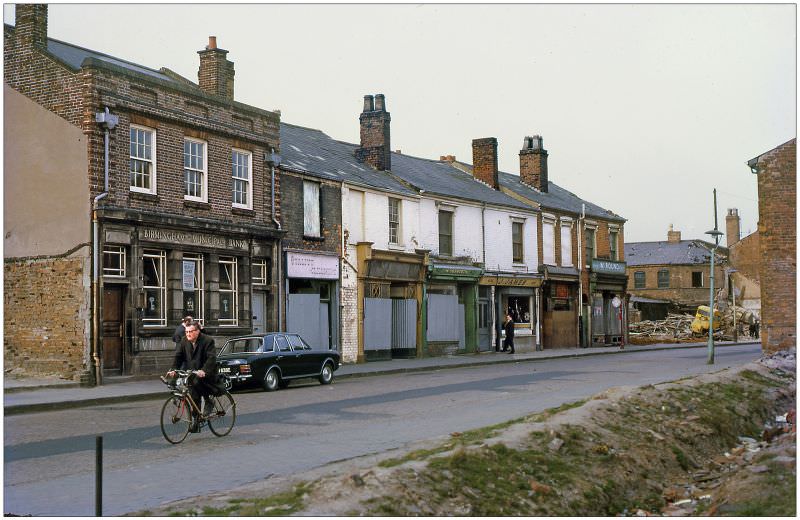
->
[[560, 221, 572, 266], [304, 181, 321, 237], [543, 219, 555, 265]]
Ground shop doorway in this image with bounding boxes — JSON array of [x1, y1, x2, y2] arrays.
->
[[252, 292, 267, 334], [102, 286, 124, 373], [477, 287, 491, 351]]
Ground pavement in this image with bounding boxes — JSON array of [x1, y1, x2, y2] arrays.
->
[[3, 340, 760, 416]]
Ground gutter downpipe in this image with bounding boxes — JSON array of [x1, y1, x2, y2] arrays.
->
[[269, 149, 283, 330], [92, 107, 117, 386]]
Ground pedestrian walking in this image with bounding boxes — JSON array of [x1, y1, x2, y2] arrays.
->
[[502, 314, 515, 354], [173, 316, 193, 345]]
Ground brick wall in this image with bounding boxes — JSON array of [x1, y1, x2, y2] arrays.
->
[[471, 138, 499, 189], [340, 251, 359, 363], [280, 172, 342, 254], [626, 263, 725, 308], [755, 139, 796, 353], [729, 232, 760, 282], [4, 252, 91, 380]]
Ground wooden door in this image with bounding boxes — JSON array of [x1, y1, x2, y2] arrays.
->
[[102, 287, 124, 371]]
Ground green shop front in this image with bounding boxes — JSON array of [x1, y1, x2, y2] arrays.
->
[[588, 259, 628, 346], [425, 262, 483, 356]]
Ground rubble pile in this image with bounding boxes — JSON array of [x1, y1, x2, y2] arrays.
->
[[628, 313, 695, 341]]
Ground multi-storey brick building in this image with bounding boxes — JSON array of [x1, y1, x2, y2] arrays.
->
[[748, 138, 796, 353], [446, 136, 628, 348], [725, 208, 761, 318], [4, 5, 283, 382], [625, 226, 726, 315]]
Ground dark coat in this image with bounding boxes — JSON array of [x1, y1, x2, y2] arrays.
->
[[172, 333, 218, 379], [503, 319, 515, 338], [172, 324, 186, 344]]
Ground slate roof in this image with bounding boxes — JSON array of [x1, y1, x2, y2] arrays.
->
[[44, 35, 180, 84], [624, 240, 727, 267], [279, 123, 418, 196], [389, 154, 534, 211], [499, 171, 625, 222]]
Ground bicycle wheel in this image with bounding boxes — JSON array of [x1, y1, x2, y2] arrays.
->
[[207, 391, 236, 437], [161, 395, 191, 444]]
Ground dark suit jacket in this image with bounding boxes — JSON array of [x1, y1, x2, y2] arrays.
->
[[172, 333, 218, 379]]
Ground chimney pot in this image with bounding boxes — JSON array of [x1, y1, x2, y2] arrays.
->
[[375, 94, 386, 111], [207, 36, 217, 49], [363, 95, 374, 113]]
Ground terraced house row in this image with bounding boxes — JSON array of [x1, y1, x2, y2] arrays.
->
[[4, 5, 628, 383]]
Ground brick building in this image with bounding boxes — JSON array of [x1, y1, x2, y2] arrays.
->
[[625, 226, 727, 314], [748, 138, 796, 353], [4, 5, 283, 382], [725, 208, 761, 318]]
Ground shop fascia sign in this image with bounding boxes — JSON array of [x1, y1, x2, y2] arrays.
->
[[591, 259, 627, 275], [139, 228, 248, 252], [429, 264, 483, 281], [479, 275, 542, 287], [287, 252, 339, 280]]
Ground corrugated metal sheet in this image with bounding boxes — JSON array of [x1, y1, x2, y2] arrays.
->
[[391, 299, 417, 350], [364, 298, 392, 351]]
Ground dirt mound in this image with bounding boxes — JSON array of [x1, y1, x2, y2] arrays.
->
[[142, 350, 796, 517]]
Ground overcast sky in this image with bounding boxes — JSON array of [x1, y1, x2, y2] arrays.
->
[[5, 3, 795, 243]]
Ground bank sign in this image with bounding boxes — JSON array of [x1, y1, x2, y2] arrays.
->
[[286, 252, 340, 280]]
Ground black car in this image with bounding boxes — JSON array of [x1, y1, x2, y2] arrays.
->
[[217, 333, 341, 392]]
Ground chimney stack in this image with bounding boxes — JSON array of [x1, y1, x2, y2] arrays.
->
[[519, 135, 548, 192], [471, 138, 499, 189], [198, 36, 235, 100], [355, 94, 391, 171], [667, 224, 681, 243], [15, 4, 48, 49], [725, 208, 741, 247]]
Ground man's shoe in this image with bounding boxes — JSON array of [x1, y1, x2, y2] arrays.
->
[[189, 420, 200, 433], [203, 401, 215, 417]]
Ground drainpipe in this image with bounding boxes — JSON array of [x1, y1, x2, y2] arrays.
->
[[268, 149, 283, 330], [92, 108, 118, 386]]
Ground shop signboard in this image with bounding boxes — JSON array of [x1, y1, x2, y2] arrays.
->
[[287, 252, 339, 279]]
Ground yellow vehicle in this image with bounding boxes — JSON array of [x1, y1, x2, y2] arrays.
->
[[691, 305, 721, 335]]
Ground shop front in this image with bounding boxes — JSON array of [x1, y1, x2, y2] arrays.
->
[[98, 211, 281, 376], [426, 262, 484, 356], [285, 250, 340, 351], [539, 266, 580, 349], [480, 273, 543, 352], [589, 259, 628, 346], [355, 243, 427, 362]]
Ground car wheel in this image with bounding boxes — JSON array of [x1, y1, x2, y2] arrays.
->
[[319, 362, 334, 385], [263, 368, 280, 392]]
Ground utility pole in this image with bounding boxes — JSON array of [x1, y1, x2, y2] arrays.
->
[[705, 189, 723, 364]]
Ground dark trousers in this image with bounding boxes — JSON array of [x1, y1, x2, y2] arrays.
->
[[503, 337, 515, 352], [189, 378, 215, 417]]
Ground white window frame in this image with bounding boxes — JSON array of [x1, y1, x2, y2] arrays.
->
[[252, 259, 268, 286], [182, 253, 205, 324], [388, 197, 401, 245], [231, 148, 252, 209], [303, 180, 321, 237], [560, 218, 573, 267], [130, 125, 156, 194], [184, 137, 208, 202], [542, 214, 556, 266], [102, 245, 126, 278], [219, 257, 239, 326], [142, 250, 167, 327]]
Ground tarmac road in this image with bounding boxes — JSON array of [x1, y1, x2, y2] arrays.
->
[[3, 343, 761, 516]]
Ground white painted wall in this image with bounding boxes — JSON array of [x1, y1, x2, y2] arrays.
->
[[483, 208, 538, 273]]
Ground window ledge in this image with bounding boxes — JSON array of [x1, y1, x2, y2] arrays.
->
[[231, 207, 255, 217], [388, 243, 406, 251], [184, 200, 210, 210], [303, 235, 325, 242], [130, 191, 159, 203]]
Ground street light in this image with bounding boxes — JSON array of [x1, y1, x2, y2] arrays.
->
[[705, 189, 723, 365]]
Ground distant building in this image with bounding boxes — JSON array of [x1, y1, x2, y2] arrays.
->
[[724, 208, 761, 319], [748, 138, 796, 353], [625, 226, 727, 314]]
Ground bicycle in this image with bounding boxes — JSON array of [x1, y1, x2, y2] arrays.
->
[[159, 370, 236, 444]]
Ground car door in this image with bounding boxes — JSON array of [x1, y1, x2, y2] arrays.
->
[[274, 334, 301, 377], [287, 334, 317, 375]]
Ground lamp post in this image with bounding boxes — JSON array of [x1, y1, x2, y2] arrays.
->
[[705, 189, 724, 365]]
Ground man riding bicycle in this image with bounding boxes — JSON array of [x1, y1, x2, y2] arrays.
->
[[167, 320, 218, 432]]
